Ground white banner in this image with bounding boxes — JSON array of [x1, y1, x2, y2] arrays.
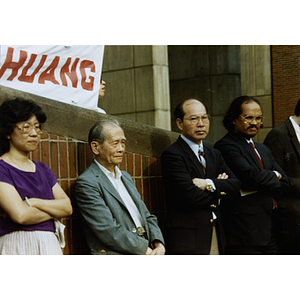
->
[[0, 45, 104, 110]]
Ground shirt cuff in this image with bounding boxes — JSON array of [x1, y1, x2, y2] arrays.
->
[[206, 179, 216, 192]]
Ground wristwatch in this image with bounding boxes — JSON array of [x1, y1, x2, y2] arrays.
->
[[206, 179, 213, 191]]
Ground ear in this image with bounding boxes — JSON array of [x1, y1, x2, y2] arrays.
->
[[90, 141, 100, 156], [176, 118, 183, 131]]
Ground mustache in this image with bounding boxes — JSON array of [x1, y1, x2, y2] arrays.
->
[[247, 125, 260, 130]]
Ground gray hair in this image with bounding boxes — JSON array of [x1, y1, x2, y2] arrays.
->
[[88, 119, 121, 148]]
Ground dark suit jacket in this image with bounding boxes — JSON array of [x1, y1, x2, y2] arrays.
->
[[161, 136, 241, 254], [264, 118, 300, 252], [214, 131, 290, 247], [75, 160, 164, 255]]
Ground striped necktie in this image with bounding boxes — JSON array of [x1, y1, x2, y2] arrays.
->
[[198, 147, 206, 173]]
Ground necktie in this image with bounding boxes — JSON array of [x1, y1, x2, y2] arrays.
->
[[198, 148, 206, 173], [249, 142, 277, 208], [249, 142, 263, 168]]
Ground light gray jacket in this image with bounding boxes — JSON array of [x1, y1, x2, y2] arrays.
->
[[75, 160, 164, 255]]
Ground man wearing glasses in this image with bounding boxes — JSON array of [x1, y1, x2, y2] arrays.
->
[[161, 98, 241, 255], [214, 96, 289, 254]]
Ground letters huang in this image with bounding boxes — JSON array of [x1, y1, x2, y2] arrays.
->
[[0, 47, 95, 91]]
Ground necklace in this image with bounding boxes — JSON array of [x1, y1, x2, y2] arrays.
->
[[6, 155, 34, 172]]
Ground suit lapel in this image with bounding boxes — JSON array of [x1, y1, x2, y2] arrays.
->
[[228, 132, 262, 168], [254, 143, 268, 168], [90, 161, 127, 207], [121, 174, 148, 224], [121, 174, 141, 208], [177, 136, 206, 177], [203, 145, 215, 175], [91, 161, 147, 226]]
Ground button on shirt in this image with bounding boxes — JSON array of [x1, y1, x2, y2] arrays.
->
[[94, 159, 144, 228]]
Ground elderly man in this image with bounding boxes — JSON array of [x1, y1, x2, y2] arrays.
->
[[75, 119, 165, 255], [214, 96, 289, 254], [161, 98, 240, 255]]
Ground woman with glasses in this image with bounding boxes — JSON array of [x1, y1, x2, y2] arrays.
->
[[0, 97, 73, 254]]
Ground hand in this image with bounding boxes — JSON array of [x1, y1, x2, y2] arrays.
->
[[145, 247, 153, 255], [27, 197, 36, 207], [149, 242, 165, 255], [192, 178, 207, 190], [217, 173, 228, 179], [145, 242, 166, 255]]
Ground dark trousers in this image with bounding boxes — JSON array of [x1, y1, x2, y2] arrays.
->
[[225, 237, 279, 255], [225, 217, 279, 255], [274, 207, 300, 254]]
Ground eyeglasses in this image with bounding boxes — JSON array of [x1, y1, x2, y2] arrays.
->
[[183, 114, 211, 124], [240, 115, 264, 124], [15, 123, 44, 135]]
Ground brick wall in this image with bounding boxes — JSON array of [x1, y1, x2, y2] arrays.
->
[[31, 133, 167, 255], [271, 45, 300, 126]]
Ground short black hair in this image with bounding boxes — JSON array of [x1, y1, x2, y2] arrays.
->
[[0, 97, 47, 155], [222, 96, 261, 131], [88, 119, 121, 149], [174, 97, 207, 120]]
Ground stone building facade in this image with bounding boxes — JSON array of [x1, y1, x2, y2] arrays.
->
[[1, 45, 299, 254], [100, 45, 275, 143]]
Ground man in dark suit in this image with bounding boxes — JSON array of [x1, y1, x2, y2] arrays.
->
[[264, 99, 300, 254], [161, 98, 241, 255], [214, 96, 289, 254], [75, 119, 165, 255]]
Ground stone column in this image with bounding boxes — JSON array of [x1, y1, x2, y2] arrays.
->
[[240, 45, 272, 142], [100, 45, 171, 130]]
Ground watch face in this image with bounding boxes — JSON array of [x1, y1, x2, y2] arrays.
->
[[207, 184, 213, 191]]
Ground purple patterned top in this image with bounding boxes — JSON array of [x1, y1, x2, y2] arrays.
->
[[0, 159, 56, 236]]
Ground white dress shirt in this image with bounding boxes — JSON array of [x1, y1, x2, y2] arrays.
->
[[245, 137, 261, 159], [94, 159, 143, 228], [180, 135, 215, 190], [290, 116, 300, 143], [180, 135, 217, 219]]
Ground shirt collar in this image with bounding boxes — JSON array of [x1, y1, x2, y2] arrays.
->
[[233, 131, 254, 145], [244, 137, 254, 145], [181, 134, 203, 153], [290, 115, 300, 128], [94, 159, 122, 180], [290, 116, 300, 142]]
